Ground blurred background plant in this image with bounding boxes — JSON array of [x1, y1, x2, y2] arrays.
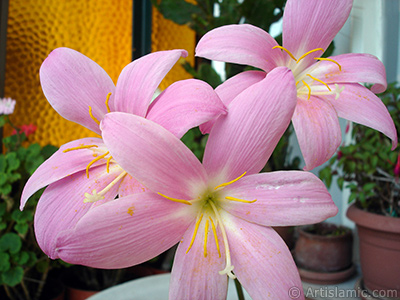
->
[[319, 83, 400, 218], [0, 98, 61, 300]]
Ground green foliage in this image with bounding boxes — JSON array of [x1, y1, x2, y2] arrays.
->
[[319, 83, 400, 217], [0, 114, 59, 299]]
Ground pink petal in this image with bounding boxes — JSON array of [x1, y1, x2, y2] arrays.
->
[[101, 113, 208, 199], [327, 83, 397, 149], [222, 212, 304, 300], [146, 79, 227, 138], [200, 71, 266, 134], [21, 138, 107, 209], [196, 24, 283, 72], [222, 171, 337, 226], [170, 218, 228, 300], [310, 53, 387, 93], [40, 47, 115, 134], [113, 50, 188, 117], [203, 67, 297, 182], [34, 165, 122, 258], [292, 96, 341, 170], [283, 0, 353, 68], [118, 174, 148, 197], [54, 192, 196, 268]]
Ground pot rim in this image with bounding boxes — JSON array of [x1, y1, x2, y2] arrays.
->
[[346, 203, 400, 233], [297, 223, 352, 241]]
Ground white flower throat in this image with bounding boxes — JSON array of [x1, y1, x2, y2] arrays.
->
[[272, 46, 344, 100], [158, 172, 257, 279]]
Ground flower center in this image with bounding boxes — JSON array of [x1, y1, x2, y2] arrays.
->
[[272, 46, 344, 100], [157, 172, 257, 279]]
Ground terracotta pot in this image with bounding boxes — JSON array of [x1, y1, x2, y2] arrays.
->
[[66, 287, 97, 300], [347, 204, 400, 295], [294, 223, 353, 272], [273, 226, 295, 249]]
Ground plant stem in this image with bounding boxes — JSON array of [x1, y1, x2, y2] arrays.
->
[[234, 278, 245, 300]]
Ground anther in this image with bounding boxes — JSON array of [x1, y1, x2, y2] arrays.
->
[[89, 106, 100, 125], [306, 74, 331, 91], [209, 217, 221, 258], [157, 193, 192, 205], [106, 156, 113, 173], [272, 46, 297, 61], [105, 92, 112, 113], [204, 220, 209, 257], [214, 172, 247, 190], [314, 57, 342, 71], [302, 80, 312, 100], [186, 213, 204, 254], [296, 48, 324, 63], [86, 151, 109, 178], [63, 144, 98, 153], [225, 196, 257, 203]]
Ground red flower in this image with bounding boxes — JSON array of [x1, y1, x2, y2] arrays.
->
[[11, 124, 37, 137]]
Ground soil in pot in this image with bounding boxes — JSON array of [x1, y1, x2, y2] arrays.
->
[[294, 222, 355, 284]]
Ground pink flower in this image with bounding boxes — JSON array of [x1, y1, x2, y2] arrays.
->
[[0, 97, 16, 115], [196, 0, 397, 170], [21, 48, 226, 255], [50, 68, 337, 300], [11, 124, 37, 136]]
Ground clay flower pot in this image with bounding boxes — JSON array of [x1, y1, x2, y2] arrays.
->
[[347, 204, 400, 296], [294, 223, 354, 284]]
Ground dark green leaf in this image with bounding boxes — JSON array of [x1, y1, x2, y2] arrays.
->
[[0, 253, 10, 272], [1, 266, 24, 286], [0, 233, 22, 254]]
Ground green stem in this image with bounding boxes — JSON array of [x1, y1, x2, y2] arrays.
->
[[234, 278, 245, 300]]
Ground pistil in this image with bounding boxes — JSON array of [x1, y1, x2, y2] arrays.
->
[[84, 170, 127, 203]]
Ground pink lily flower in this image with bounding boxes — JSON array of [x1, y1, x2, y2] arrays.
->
[[51, 68, 337, 300], [196, 0, 398, 170], [20, 47, 227, 255]]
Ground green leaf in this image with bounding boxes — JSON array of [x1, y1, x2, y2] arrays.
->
[[1, 266, 24, 286], [26, 252, 37, 268], [0, 116, 6, 127], [0, 183, 12, 195], [0, 233, 22, 254], [5, 152, 20, 172], [0, 156, 6, 173], [197, 63, 223, 88], [14, 223, 29, 235], [157, 0, 203, 26], [0, 252, 10, 272], [13, 251, 29, 265]]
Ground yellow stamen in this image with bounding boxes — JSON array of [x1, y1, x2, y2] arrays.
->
[[214, 172, 247, 190], [272, 45, 297, 61], [225, 196, 257, 203], [105, 92, 112, 113], [89, 106, 100, 125], [295, 81, 299, 86], [86, 151, 109, 178], [63, 144, 98, 153], [306, 74, 331, 91], [84, 171, 127, 203], [157, 192, 192, 205], [296, 48, 324, 63], [204, 220, 209, 257], [314, 57, 342, 71], [302, 80, 312, 100], [209, 217, 221, 258], [186, 213, 204, 254], [106, 156, 113, 173]]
